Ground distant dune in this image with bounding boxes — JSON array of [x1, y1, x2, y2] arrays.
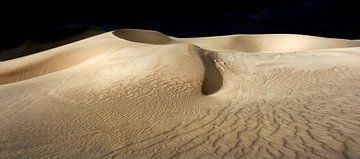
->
[[1, 29, 360, 158]]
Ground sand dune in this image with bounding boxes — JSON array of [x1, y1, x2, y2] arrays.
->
[[1, 29, 360, 158]]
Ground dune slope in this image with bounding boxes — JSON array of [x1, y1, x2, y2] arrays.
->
[[1, 29, 360, 159]]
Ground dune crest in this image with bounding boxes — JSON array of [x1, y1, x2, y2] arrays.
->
[[1, 29, 360, 159]]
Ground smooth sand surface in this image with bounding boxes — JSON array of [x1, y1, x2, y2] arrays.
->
[[1, 29, 360, 158]]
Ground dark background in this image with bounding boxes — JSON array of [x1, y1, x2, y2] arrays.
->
[[1, 0, 359, 51]]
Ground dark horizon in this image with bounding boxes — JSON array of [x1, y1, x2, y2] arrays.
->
[[1, 0, 359, 51]]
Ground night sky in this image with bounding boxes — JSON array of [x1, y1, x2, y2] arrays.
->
[[1, 0, 359, 51]]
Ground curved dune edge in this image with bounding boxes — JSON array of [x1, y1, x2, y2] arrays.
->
[[1, 29, 360, 159], [112, 29, 173, 44], [113, 29, 360, 52], [1, 29, 360, 86], [178, 34, 360, 52]]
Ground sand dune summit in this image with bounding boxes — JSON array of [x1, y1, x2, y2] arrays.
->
[[1, 29, 360, 159]]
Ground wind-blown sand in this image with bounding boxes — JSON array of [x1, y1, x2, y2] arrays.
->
[[1, 29, 360, 159]]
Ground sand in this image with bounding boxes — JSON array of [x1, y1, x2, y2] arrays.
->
[[1, 29, 360, 159]]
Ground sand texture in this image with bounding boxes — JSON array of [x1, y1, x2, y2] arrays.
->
[[1, 29, 360, 158]]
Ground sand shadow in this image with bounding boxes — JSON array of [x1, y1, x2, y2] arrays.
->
[[199, 50, 223, 95]]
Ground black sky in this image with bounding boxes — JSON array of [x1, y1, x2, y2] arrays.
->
[[1, 0, 359, 50]]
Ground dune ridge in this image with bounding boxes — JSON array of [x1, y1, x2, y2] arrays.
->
[[179, 34, 360, 52], [0, 30, 104, 61], [1, 29, 360, 158]]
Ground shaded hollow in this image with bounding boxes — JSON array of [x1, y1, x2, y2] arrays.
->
[[199, 50, 223, 95], [112, 29, 172, 44]]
